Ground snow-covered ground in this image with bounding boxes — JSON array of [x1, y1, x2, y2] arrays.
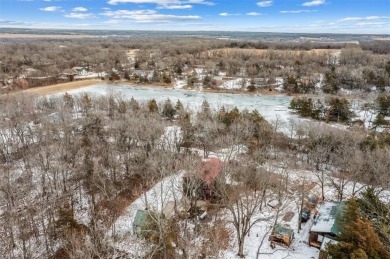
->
[[107, 174, 183, 257], [219, 78, 247, 90], [54, 83, 384, 134], [53, 84, 298, 132], [74, 72, 107, 79], [221, 207, 319, 259], [104, 122, 390, 258], [274, 77, 284, 92], [104, 147, 326, 258], [174, 79, 186, 89]]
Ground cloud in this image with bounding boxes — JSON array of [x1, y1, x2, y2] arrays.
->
[[257, 1, 272, 7], [101, 9, 201, 22], [219, 12, 240, 17], [72, 7, 88, 12], [247, 12, 261, 16], [280, 10, 317, 13], [338, 16, 390, 22], [157, 4, 193, 9], [40, 6, 61, 12], [65, 13, 96, 19], [104, 19, 123, 24], [107, 0, 214, 6], [0, 20, 35, 26], [302, 0, 326, 6], [357, 22, 386, 26]]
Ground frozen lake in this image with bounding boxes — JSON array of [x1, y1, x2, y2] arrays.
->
[[60, 84, 299, 124]]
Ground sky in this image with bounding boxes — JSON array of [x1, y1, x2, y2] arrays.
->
[[0, 0, 389, 34]]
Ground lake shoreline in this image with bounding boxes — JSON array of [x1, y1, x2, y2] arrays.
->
[[15, 79, 295, 97]]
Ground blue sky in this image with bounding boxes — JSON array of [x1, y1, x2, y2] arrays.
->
[[0, 0, 389, 34]]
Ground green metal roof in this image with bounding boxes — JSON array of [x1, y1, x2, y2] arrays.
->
[[133, 210, 148, 228], [331, 202, 345, 236], [273, 223, 294, 238]]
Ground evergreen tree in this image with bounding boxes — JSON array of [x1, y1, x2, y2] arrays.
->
[[162, 99, 176, 119], [179, 112, 194, 148], [175, 100, 184, 111], [63, 92, 74, 109], [327, 198, 390, 259], [152, 70, 160, 82], [124, 71, 130, 81], [129, 97, 140, 112], [358, 188, 390, 247], [118, 100, 127, 114], [199, 100, 212, 120], [326, 97, 353, 123], [203, 75, 212, 87], [81, 93, 92, 115], [148, 99, 158, 113], [377, 95, 390, 116]]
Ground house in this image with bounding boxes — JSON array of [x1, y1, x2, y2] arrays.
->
[[72, 66, 89, 76], [182, 157, 223, 201], [269, 223, 294, 247], [309, 201, 345, 248]]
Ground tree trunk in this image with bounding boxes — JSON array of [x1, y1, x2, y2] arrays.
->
[[238, 238, 245, 258]]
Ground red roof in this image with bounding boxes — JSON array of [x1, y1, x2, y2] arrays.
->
[[202, 157, 222, 185], [181, 157, 223, 185]]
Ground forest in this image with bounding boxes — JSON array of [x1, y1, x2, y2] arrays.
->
[[0, 35, 389, 258]]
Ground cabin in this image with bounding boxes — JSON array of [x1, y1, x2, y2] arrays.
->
[[269, 223, 294, 247], [309, 201, 345, 248], [72, 66, 89, 76], [182, 157, 222, 201]]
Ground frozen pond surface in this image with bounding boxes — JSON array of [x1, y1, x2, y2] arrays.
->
[[61, 84, 300, 124]]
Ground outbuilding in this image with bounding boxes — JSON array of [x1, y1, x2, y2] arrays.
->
[[269, 223, 294, 247], [309, 201, 345, 248]]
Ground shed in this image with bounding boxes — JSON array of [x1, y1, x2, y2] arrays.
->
[[269, 223, 294, 247], [133, 209, 156, 238]]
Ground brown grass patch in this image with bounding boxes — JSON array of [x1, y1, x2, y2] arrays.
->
[[200, 219, 232, 256], [19, 79, 101, 96], [282, 211, 295, 222]]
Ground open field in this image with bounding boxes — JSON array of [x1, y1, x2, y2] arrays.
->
[[0, 33, 98, 39], [20, 79, 101, 95]]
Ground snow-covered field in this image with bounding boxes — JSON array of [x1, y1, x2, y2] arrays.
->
[[54, 83, 383, 134], [54, 84, 300, 131]]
